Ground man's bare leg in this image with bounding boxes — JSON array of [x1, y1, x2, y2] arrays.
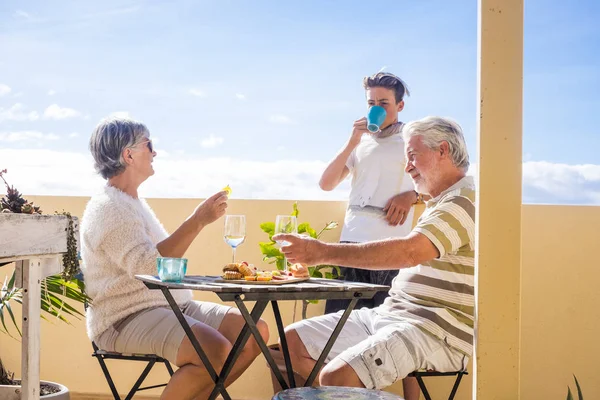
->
[[403, 377, 420, 400]]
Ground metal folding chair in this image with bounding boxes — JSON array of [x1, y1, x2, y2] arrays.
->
[[79, 269, 174, 400], [91, 340, 174, 400], [407, 370, 468, 400]]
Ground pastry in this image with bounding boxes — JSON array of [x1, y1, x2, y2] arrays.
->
[[223, 271, 242, 280]]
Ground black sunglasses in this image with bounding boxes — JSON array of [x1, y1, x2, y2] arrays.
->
[[135, 139, 154, 153]]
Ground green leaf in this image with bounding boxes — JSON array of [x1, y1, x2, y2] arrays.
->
[[5, 303, 21, 336], [7, 271, 15, 290], [567, 387, 573, 400], [260, 222, 275, 237], [312, 270, 323, 278], [574, 375, 583, 400], [0, 310, 17, 339], [292, 202, 299, 217], [259, 242, 283, 258], [298, 223, 317, 238]]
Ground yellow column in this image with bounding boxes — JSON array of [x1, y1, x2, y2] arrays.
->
[[476, 0, 523, 399]]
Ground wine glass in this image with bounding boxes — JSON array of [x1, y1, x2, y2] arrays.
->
[[275, 215, 298, 273], [224, 215, 246, 263]]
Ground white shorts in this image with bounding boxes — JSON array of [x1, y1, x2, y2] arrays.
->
[[94, 300, 232, 364], [290, 308, 468, 389]]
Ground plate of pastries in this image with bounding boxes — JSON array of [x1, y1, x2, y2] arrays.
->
[[220, 261, 310, 285]]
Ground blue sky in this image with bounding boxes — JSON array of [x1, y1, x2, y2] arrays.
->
[[0, 0, 598, 204]]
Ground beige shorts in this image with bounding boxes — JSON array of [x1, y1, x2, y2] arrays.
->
[[290, 308, 468, 390], [94, 301, 232, 364]]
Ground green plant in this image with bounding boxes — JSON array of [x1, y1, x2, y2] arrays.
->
[[566, 375, 584, 400], [259, 202, 340, 319], [0, 169, 90, 386]]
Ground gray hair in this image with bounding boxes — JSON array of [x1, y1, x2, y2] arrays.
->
[[89, 117, 150, 179], [402, 116, 470, 171]]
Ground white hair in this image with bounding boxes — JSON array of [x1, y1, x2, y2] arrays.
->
[[89, 117, 150, 179], [402, 116, 469, 171]]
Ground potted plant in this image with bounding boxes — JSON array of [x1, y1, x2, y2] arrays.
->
[[0, 169, 89, 399], [258, 202, 340, 320], [259, 202, 340, 393]]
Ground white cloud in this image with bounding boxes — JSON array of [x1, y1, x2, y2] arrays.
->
[[0, 84, 11, 96], [0, 148, 348, 200], [69, 132, 79, 138], [269, 115, 294, 124], [235, 93, 246, 100], [523, 161, 600, 205], [189, 89, 206, 97], [0, 149, 597, 205], [200, 134, 224, 148], [109, 111, 131, 119], [0, 103, 39, 122], [0, 131, 60, 143], [43, 104, 81, 120], [47, 90, 56, 96], [468, 161, 600, 205], [14, 10, 31, 19], [0, 149, 104, 196]]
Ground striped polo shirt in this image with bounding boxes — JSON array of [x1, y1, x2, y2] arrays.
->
[[380, 176, 476, 356]]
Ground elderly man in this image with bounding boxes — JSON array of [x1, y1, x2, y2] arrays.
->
[[273, 116, 474, 399]]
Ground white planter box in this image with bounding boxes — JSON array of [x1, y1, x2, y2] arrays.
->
[[0, 213, 78, 400], [0, 214, 76, 261]]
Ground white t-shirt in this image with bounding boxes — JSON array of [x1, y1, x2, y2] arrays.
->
[[340, 132, 415, 243]]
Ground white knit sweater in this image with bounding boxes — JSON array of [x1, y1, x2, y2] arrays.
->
[[81, 185, 192, 341]]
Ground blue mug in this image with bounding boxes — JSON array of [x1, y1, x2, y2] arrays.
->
[[366, 106, 387, 132]]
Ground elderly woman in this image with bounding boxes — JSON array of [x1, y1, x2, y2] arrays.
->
[[81, 117, 269, 400]]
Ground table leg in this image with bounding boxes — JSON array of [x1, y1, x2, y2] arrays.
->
[[305, 296, 359, 387], [20, 259, 42, 400], [206, 299, 269, 400], [271, 300, 295, 388], [233, 296, 291, 391], [160, 287, 231, 400]]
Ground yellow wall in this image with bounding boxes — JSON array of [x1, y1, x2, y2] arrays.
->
[[1, 197, 598, 399]]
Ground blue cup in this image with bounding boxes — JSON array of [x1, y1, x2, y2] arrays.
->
[[366, 105, 387, 132], [157, 257, 188, 282]]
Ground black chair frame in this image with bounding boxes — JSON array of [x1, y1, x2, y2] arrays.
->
[[407, 370, 468, 400], [91, 340, 174, 400]]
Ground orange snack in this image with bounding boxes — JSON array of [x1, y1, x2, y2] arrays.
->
[[244, 275, 257, 281], [256, 274, 272, 282]]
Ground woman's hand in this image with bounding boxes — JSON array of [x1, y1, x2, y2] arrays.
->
[[193, 191, 228, 227]]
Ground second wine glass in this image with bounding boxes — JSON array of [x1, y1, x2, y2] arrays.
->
[[275, 215, 298, 273], [224, 215, 246, 263]]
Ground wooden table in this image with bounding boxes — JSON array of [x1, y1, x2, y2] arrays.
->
[[136, 275, 389, 400], [0, 214, 76, 400]]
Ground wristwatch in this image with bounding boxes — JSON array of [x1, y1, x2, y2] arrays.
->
[[414, 191, 424, 204]]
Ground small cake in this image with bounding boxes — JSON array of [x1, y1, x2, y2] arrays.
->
[[223, 271, 242, 280], [223, 263, 240, 272]]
